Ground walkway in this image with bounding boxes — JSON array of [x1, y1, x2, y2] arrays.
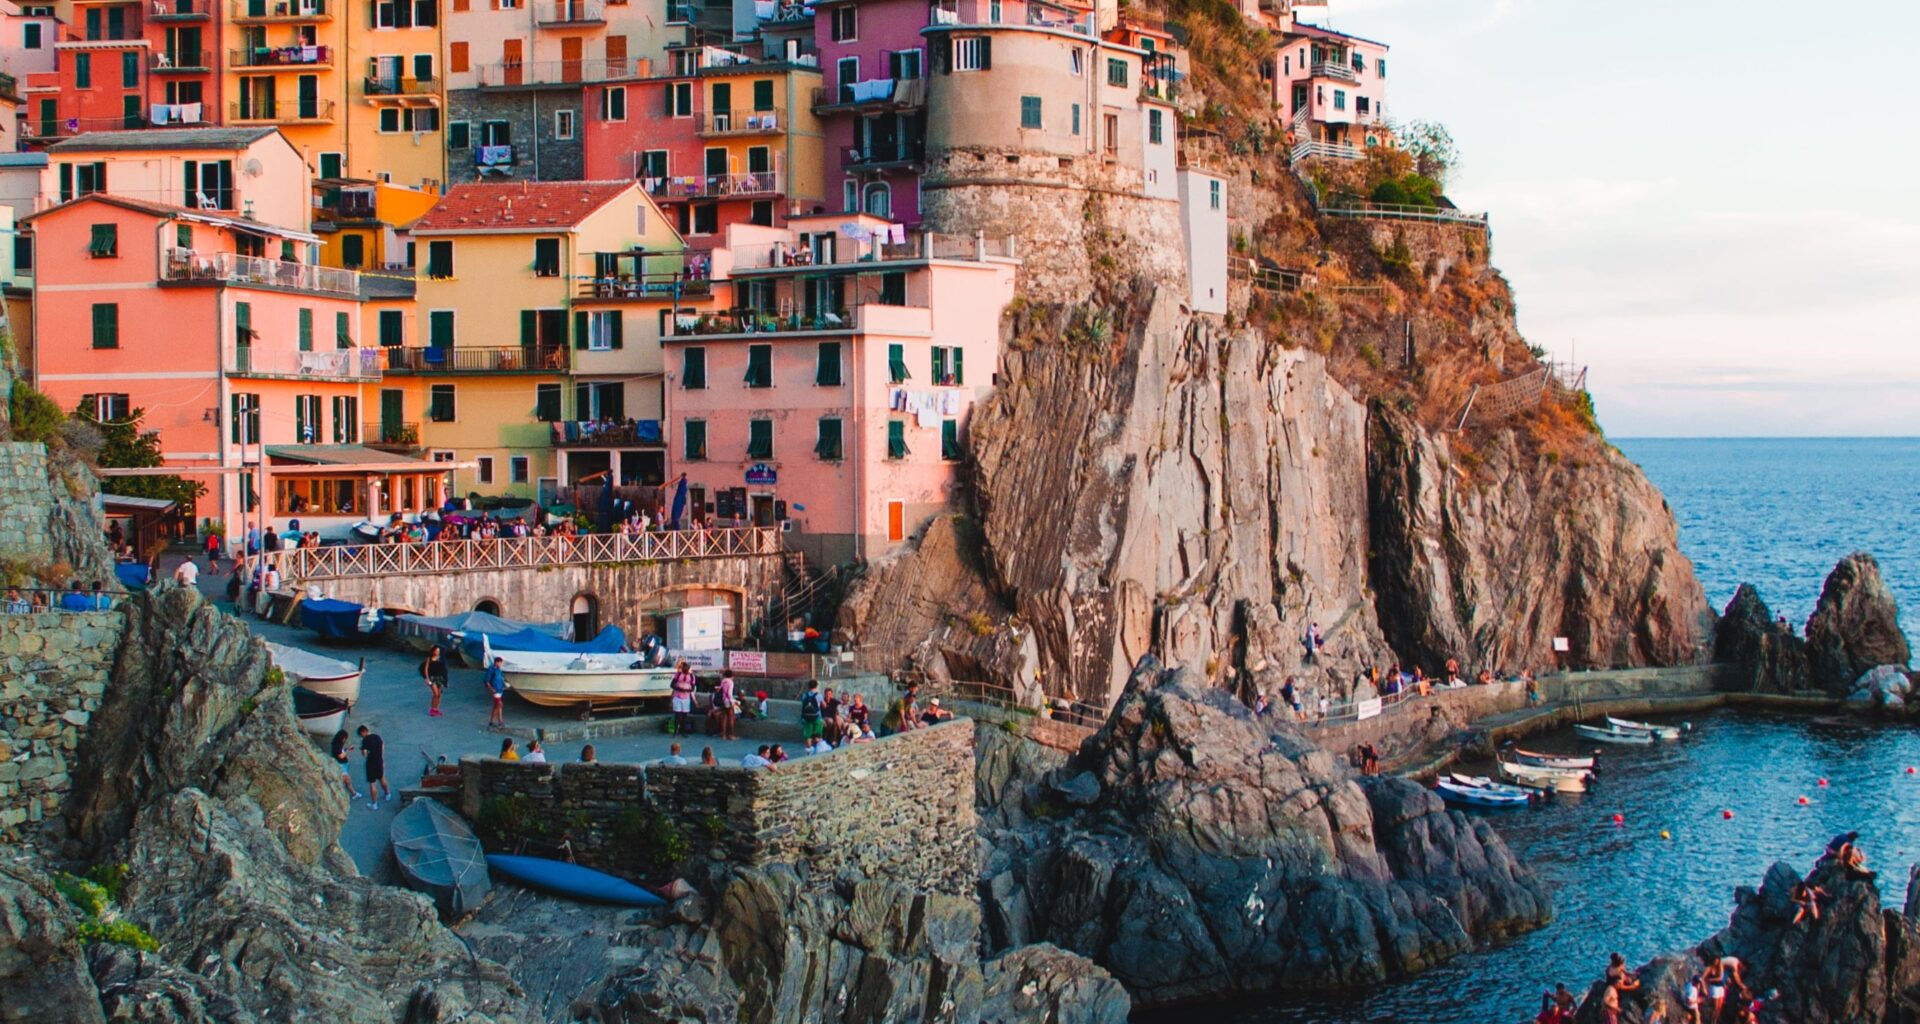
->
[[255, 527, 780, 583]]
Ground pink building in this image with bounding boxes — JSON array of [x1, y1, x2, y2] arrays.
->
[[1269, 21, 1390, 159], [808, 0, 932, 224], [662, 212, 1017, 563]]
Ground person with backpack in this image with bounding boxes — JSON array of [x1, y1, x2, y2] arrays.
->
[[799, 680, 824, 745], [670, 661, 697, 736], [714, 670, 738, 741]]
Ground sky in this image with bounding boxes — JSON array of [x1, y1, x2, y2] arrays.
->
[[1313, 0, 1920, 437]]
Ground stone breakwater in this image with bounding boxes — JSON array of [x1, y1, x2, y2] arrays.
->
[[463, 719, 980, 898], [0, 610, 122, 839]]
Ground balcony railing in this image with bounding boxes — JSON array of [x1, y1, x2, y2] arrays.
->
[[812, 78, 926, 112], [1289, 139, 1364, 162], [230, 44, 332, 68], [843, 141, 924, 169], [150, 50, 212, 71], [381, 346, 569, 374], [642, 170, 783, 200], [229, 0, 331, 20], [150, 0, 214, 18], [23, 113, 205, 140], [229, 345, 383, 380], [577, 272, 713, 300], [252, 528, 781, 583], [230, 99, 337, 123], [364, 74, 435, 96], [474, 144, 515, 169], [1307, 60, 1358, 83], [474, 57, 643, 87], [726, 230, 1013, 273], [552, 419, 662, 447], [364, 420, 421, 448], [537, 0, 604, 24], [669, 308, 861, 337], [697, 108, 787, 136], [163, 248, 361, 296]]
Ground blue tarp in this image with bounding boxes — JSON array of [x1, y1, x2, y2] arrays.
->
[[302, 598, 377, 640], [464, 624, 627, 663], [114, 563, 151, 589]]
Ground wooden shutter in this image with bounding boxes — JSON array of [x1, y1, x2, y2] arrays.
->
[[608, 313, 623, 349], [979, 37, 990, 69], [521, 310, 538, 346], [574, 310, 589, 349], [182, 160, 198, 205], [450, 41, 468, 73]]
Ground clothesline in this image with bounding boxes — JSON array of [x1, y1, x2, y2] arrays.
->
[[888, 387, 963, 427]]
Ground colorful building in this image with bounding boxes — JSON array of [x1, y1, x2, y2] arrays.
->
[[20, 0, 222, 145], [216, 0, 347, 174], [1270, 21, 1389, 160], [403, 178, 697, 501], [807, 0, 931, 223], [662, 211, 1016, 563], [44, 126, 309, 226], [311, 175, 439, 270], [341, 0, 447, 188]]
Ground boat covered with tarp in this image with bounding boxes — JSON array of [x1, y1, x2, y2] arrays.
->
[[391, 798, 491, 921], [391, 609, 571, 659], [299, 597, 384, 641], [462, 624, 627, 665]]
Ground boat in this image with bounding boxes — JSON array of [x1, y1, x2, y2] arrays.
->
[[299, 597, 385, 641], [1434, 779, 1531, 808], [1575, 722, 1657, 745], [264, 641, 364, 703], [291, 685, 350, 736], [1497, 760, 1590, 794], [1507, 747, 1597, 770], [1606, 716, 1686, 741], [484, 854, 665, 906], [482, 637, 676, 708], [390, 798, 491, 921], [1447, 773, 1536, 799]]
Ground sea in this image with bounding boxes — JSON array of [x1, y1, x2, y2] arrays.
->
[[1167, 437, 1920, 1024]]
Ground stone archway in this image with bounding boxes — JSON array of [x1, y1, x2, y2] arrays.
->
[[571, 593, 600, 640], [474, 598, 503, 616]]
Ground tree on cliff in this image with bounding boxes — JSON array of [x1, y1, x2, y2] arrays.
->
[[75, 403, 205, 509], [1395, 119, 1459, 185]]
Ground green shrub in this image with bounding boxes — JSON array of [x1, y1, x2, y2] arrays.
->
[[1369, 180, 1411, 205], [77, 919, 159, 952], [85, 863, 131, 903], [54, 874, 111, 918], [613, 807, 689, 877], [8, 382, 65, 443], [476, 794, 546, 846]]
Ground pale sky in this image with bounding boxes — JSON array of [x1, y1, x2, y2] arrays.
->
[[1313, 0, 1920, 437]]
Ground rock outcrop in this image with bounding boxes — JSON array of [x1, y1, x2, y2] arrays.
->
[[978, 656, 1550, 1007], [1805, 553, 1911, 696], [1712, 584, 1811, 693]]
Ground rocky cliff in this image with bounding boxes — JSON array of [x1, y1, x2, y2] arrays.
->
[[1713, 553, 1910, 700]]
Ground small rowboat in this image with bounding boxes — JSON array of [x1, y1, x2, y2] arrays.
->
[[483, 636, 677, 708], [292, 685, 349, 737], [391, 798, 491, 922], [1508, 747, 1596, 770], [1448, 773, 1535, 799], [485, 854, 666, 906], [265, 641, 364, 703], [1574, 722, 1655, 746], [1435, 779, 1531, 808], [1607, 716, 1686, 741], [1498, 760, 1591, 794]]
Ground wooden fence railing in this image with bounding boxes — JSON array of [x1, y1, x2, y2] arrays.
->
[[253, 527, 781, 582]]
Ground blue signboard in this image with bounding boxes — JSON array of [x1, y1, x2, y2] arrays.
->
[[745, 463, 777, 486]]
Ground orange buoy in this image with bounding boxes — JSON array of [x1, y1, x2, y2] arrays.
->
[[1797, 796, 1810, 805], [1909, 767, 1917, 775], [1723, 809, 1735, 819], [1612, 813, 1624, 826], [1818, 778, 1829, 787]]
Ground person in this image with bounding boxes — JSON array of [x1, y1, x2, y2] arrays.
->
[[1534, 992, 1563, 1024], [799, 680, 825, 744], [1317, 694, 1331, 723], [174, 557, 199, 588], [205, 531, 222, 572], [1359, 742, 1380, 776], [807, 736, 832, 754], [421, 646, 449, 717], [660, 742, 688, 766], [1253, 690, 1272, 717], [1703, 958, 1728, 1020], [580, 744, 598, 763], [755, 690, 770, 718], [2, 588, 29, 614], [1713, 956, 1744, 992], [1281, 677, 1301, 720], [357, 725, 389, 809], [59, 581, 91, 611], [741, 745, 774, 770], [700, 746, 718, 766], [525, 739, 547, 763], [1525, 672, 1542, 705], [921, 697, 954, 725], [853, 724, 876, 743], [1606, 953, 1641, 993], [847, 694, 871, 736], [498, 737, 519, 762], [670, 660, 697, 736], [329, 729, 362, 800], [883, 686, 920, 735], [485, 656, 507, 727], [1599, 979, 1620, 1024], [713, 670, 738, 741], [768, 743, 789, 764], [821, 687, 842, 745], [1683, 972, 1705, 1024], [1792, 879, 1827, 924], [1552, 983, 1577, 1018], [1302, 622, 1322, 663]]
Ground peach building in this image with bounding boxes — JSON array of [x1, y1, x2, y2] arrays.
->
[[44, 125, 309, 226], [1270, 20, 1390, 159], [662, 211, 1016, 563]]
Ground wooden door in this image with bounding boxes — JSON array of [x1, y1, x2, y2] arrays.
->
[[887, 501, 904, 542], [560, 37, 582, 83], [503, 38, 523, 85]]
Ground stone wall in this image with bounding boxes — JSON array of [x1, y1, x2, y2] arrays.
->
[[0, 442, 114, 583], [0, 610, 124, 839], [460, 720, 979, 898], [447, 86, 587, 185]]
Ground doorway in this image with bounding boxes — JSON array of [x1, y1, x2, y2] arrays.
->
[[886, 500, 904, 542], [750, 493, 775, 527], [570, 593, 599, 639]]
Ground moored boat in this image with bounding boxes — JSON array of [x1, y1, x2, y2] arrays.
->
[[485, 853, 665, 906], [1508, 747, 1596, 770], [1435, 779, 1531, 808], [264, 641, 364, 703], [291, 685, 349, 736], [1574, 722, 1656, 746], [483, 637, 677, 708], [1606, 716, 1686, 741], [1498, 759, 1591, 793], [391, 798, 491, 921], [1447, 773, 1535, 799]]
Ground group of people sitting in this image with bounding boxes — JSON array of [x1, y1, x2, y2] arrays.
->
[[1, 581, 114, 613]]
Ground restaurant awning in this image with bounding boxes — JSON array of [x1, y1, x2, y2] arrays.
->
[[265, 445, 472, 473]]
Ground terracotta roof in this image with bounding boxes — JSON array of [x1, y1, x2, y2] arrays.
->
[[411, 180, 637, 234], [48, 127, 280, 153]]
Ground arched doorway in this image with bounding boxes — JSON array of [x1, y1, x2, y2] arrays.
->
[[571, 593, 599, 640], [474, 598, 502, 616]]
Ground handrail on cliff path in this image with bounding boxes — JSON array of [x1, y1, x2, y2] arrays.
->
[[245, 526, 782, 583]]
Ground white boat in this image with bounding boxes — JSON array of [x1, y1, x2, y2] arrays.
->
[[292, 686, 350, 737], [1448, 773, 1535, 799], [1435, 779, 1531, 808], [1497, 760, 1590, 794], [1508, 747, 1596, 770], [265, 641, 364, 703], [1606, 716, 1685, 741], [1574, 722, 1655, 745], [482, 637, 677, 708]]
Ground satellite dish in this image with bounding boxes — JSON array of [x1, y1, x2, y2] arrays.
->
[[243, 159, 265, 177]]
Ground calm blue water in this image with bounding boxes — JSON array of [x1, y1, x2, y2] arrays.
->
[[1617, 437, 1919, 650]]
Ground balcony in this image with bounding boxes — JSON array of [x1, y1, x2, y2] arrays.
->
[[363, 420, 421, 450], [643, 170, 783, 201], [697, 108, 787, 137], [577, 273, 713, 301], [150, 0, 213, 18], [552, 419, 662, 447], [842, 140, 925, 170], [537, 0, 604, 25], [163, 248, 361, 296], [151, 49, 212, 72], [230, 99, 337, 123], [229, 0, 331, 20], [812, 77, 926, 114], [364, 74, 435, 96], [1307, 60, 1358, 83], [666, 303, 932, 339], [726, 230, 1013, 274], [230, 44, 333, 68], [381, 346, 569, 374], [228, 346, 383, 381], [475, 57, 643, 87]]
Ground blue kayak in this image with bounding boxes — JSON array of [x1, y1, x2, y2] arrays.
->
[[484, 854, 665, 907]]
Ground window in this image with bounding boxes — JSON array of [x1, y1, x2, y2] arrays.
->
[[1070, 48, 1082, 76], [1210, 179, 1222, 211], [59, 162, 108, 202], [681, 347, 706, 388], [600, 85, 626, 121], [670, 81, 692, 117], [815, 417, 843, 460], [298, 308, 313, 351], [639, 149, 668, 180], [877, 271, 906, 306], [122, 50, 139, 87], [318, 152, 343, 179], [13, 235, 32, 274], [554, 109, 575, 139], [752, 78, 774, 111], [428, 384, 455, 421], [1103, 113, 1118, 154], [1106, 58, 1127, 87], [816, 341, 842, 385], [336, 311, 353, 349], [426, 240, 453, 278], [988, 0, 1000, 20], [889, 48, 922, 80], [1019, 95, 1041, 129], [181, 160, 234, 211], [692, 203, 719, 235], [511, 456, 529, 483], [88, 224, 118, 258], [294, 394, 322, 443], [842, 179, 857, 214], [886, 419, 908, 460], [74, 52, 91, 88], [1377, 58, 1386, 78], [836, 57, 858, 101], [1333, 89, 1346, 111], [331, 396, 359, 443], [533, 238, 560, 277], [448, 120, 471, 149], [85, 393, 131, 421], [887, 342, 909, 383], [932, 345, 964, 385], [476, 456, 494, 484], [333, 233, 364, 268], [830, 5, 855, 41], [23, 22, 40, 47], [413, 53, 434, 80], [480, 120, 511, 147], [953, 36, 987, 71], [1352, 52, 1365, 73], [1071, 103, 1081, 136], [379, 107, 438, 132], [744, 344, 772, 387], [235, 301, 252, 347], [862, 182, 891, 217], [230, 393, 260, 443], [379, 309, 403, 347], [91, 303, 118, 349], [428, 310, 454, 348], [746, 419, 773, 459], [750, 200, 774, 226], [582, 310, 621, 350], [534, 383, 561, 421], [1148, 108, 1163, 145], [941, 419, 961, 460], [683, 420, 707, 460]]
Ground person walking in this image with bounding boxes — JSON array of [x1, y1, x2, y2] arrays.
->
[[485, 656, 507, 727], [204, 530, 222, 573], [357, 725, 389, 809], [714, 670, 738, 741], [329, 729, 361, 800], [670, 660, 697, 736], [799, 680, 825, 746], [421, 645, 449, 717]]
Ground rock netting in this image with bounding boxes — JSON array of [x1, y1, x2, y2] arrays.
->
[[0, 610, 122, 839]]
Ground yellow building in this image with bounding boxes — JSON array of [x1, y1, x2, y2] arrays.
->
[[344, 1, 446, 189], [312, 176, 439, 270], [402, 178, 692, 501]]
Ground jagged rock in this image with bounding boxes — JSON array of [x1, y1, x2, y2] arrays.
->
[[1713, 585, 1811, 693], [984, 656, 1548, 1006], [980, 944, 1129, 1024], [87, 945, 254, 1023], [0, 862, 103, 1024], [1806, 554, 1911, 696], [1847, 665, 1912, 712]]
